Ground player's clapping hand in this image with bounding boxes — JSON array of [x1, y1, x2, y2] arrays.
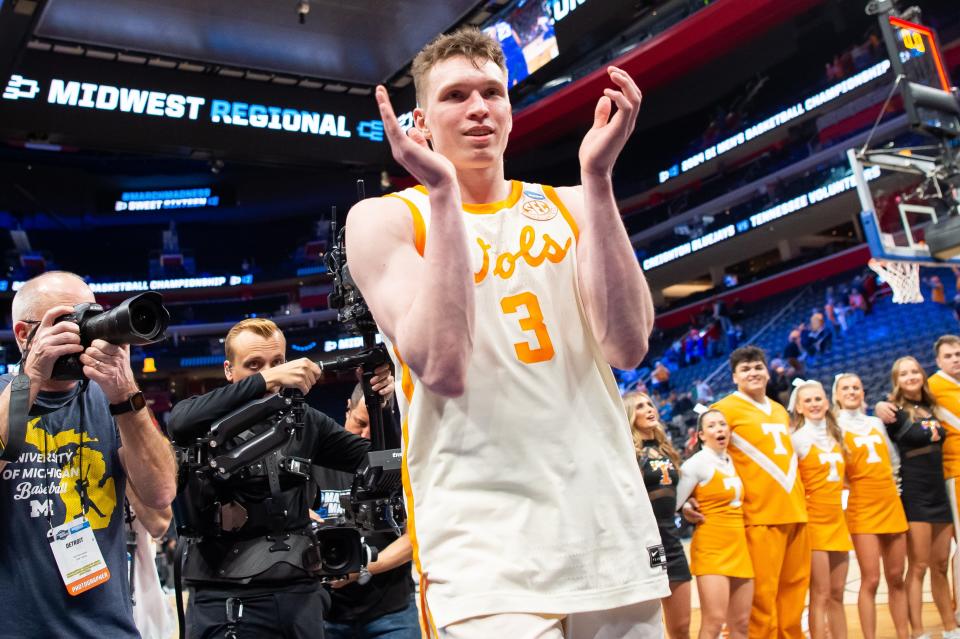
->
[[375, 85, 457, 191], [579, 66, 642, 179]]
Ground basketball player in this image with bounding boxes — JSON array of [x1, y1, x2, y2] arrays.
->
[[788, 379, 851, 639], [706, 346, 809, 639], [345, 28, 669, 638]]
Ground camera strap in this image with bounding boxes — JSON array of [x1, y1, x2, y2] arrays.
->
[[1, 372, 32, 462], [1, 323, 40, 462]]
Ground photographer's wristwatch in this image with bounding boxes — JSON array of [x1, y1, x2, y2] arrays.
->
[[110, 391, 146, 416], [357, 565, 372, 585]]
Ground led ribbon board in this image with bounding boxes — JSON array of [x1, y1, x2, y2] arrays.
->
[[10, 274, 254, 293], [115, 188, 219, 212], [657, 61, 892, 185], [0, 51, 390, 165], [642, 166, 881, 271]]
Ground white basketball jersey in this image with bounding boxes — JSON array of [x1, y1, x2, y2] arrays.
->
[[382, 180, 669, 630]]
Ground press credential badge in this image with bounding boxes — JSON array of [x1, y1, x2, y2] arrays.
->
[[47, 517, 111, 595]]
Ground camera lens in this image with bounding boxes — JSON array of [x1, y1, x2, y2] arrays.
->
[[322, 543, 349, 573], [131, 307, 156, 335]]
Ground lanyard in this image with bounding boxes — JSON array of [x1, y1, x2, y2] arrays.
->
[[38, 382, 90, 529]]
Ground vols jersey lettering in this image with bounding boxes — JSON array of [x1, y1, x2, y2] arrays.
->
[[762, 423, 790, 454], [474, 226, 572, 283], [818, 452, 843, 482], [722, 475, 743, 507], [854, 434, 883, 463]]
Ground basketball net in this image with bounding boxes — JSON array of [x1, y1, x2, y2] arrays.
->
[[868, 258, 923, 304]]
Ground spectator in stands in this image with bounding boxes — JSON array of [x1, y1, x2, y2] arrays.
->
[[766, 358, 792, 406], [825, 294, 847, 333], [834, 373, 908, 639], [789, 380, 851, 639], [625, 393, 691, 639], [953, 293, 960, 325], [876, 357, 956, 639], [928, 275, 946, 305], [808, 309, 832, 354], [695, 379, 715, 404], [652, 360, 672, 393], [784, 330, 806, 375], [847, 287, 865, 322], [708, 346, 810, 639]]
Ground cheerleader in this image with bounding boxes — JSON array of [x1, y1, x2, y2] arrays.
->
[[834, 373, 908, 639], [625, 392, 691, 639], [676, 406, 753, 639], [788, 379, 852, 639], [885, 357, 957, 639]]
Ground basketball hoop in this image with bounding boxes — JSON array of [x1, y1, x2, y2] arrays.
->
[[868, 258, 923, 304]]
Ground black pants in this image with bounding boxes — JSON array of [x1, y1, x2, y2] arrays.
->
[[187, 583, 330, 639]]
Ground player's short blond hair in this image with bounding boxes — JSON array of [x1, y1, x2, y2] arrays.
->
[[411, 27, 506, 107], [224, 318, 281, 363]]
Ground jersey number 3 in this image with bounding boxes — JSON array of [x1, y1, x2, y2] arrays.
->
[[501, 292, 555, 364]]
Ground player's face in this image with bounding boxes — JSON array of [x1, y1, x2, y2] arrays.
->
[[225, 331, 286, 383], [345, 400, 371, 440], [698, 412, 730, 452], [895, 360, 925, 396], [417, 56, 512, 170], [732, 360, 769, 396], [936, 341, 960, 378], [835, 376, 865, 410], [633, 395, 660, 434], [796, 386, 828, 421]]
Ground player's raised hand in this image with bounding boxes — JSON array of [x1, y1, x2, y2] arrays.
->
[[376, 86, 457, 191], [578, 67, 642, 179]]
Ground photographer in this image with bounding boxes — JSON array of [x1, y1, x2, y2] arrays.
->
[[317, 384, 418, 639], [0, 271, 176, 638], [167, 318, 393, 639]]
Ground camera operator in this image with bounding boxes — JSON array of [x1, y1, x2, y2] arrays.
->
[[316, 383, 418, 639], [167, 318, 393, 638], [0, 271, 177, 638]]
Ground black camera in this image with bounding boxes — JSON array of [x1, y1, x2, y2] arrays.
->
[[302, 523, 376, 578], [52, 291, 170, 380]]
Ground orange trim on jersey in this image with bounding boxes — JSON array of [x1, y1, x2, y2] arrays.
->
[[412, 180, 523, 215], [462, 179, 522, 214], [419, 574, 441, 638], [392, 345, 433, 636], [385, 193, 426, 257], [393, 345, 415, 403], [543, 185, 579, 244]]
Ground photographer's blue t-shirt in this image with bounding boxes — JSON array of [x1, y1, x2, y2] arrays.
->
[[0, 375, 139, 638]]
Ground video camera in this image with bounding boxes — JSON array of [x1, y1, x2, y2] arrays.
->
[[325, 182, 406, 535], [52, 291, 170, 380]]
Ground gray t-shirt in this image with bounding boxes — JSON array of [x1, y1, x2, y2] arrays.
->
[[0, 375, 139, 638]]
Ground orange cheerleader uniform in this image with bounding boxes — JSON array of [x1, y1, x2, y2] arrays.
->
[[712, 392, 810, 639], [791, 420, 853, 552], [837, 409, 908, 535], [677, 447, 754, 578]]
